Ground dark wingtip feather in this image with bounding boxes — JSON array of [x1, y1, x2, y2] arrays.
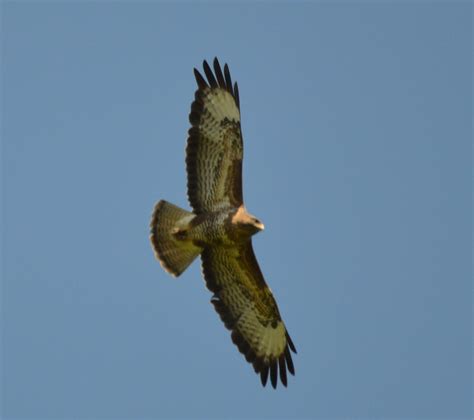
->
[[197, 59, 239, 108], [234, 82, 240, 109], [193, 68, 208, 89], [253, 358, 264, 374], [203, 60, 218, 87], [285, 346, 295, 376], [270, 361, 278, 389], [213, 57, 226, 88], [286, 331, 297, 354], [223, 63, 233, 95], [260, 366, 269, 387], [279, 355, 288, 387]]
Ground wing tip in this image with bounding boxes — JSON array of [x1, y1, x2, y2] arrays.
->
[[279, 354, 288, 387], [193, 68, 208, 89], [200, 248, 296, 389], [202, 59, 218, 88], [194, 57, 240, 109], [260, 365, 269, 387], [284, 346, 295, 376], [270, 360, 278, 389], [286, 331, 297, 354]]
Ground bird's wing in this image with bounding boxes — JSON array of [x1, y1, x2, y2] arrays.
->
[[186, 58, 243, 214], [201, 241, 297, 388]]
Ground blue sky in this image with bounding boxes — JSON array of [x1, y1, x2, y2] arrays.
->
[[2, 2, 472, 419]]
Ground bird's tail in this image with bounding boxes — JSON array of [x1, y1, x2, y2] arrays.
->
[[150, 200, 202, 277]]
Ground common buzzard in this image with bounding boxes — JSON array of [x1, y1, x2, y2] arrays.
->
[[150, 58, 296, 388]]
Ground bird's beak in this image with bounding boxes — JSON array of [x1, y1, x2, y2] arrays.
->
[[256, 221, 265, 231]]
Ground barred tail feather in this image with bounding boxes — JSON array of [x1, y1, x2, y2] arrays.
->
[[150, 200, 202, 277]]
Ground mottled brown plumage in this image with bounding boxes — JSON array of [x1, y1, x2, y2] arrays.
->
[[150, 58, 296, 388]]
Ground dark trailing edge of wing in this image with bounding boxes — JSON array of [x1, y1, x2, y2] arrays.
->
[[202, 248, 297, 389]]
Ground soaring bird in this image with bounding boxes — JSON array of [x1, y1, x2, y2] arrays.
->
[[150, 58, 296, 388]]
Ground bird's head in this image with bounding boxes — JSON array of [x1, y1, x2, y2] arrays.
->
[[245, 215, 265, 236], [232, 207, 265, 237]]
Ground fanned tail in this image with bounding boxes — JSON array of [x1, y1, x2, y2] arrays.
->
[[150, 200, 202, 277]]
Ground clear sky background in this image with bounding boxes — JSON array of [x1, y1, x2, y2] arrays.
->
[[2, 2, 472, 419]]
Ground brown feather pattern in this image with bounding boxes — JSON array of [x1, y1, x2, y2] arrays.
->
[[201, 242, 296, 388], [158, 58, 298, 389], [186, 58, 243, 214]]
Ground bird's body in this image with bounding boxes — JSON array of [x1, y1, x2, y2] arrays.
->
[[150, 58, 296, 388], [193, 206, 264, 246], [188, 208, 234, 246]]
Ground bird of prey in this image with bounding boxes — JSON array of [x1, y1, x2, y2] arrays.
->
[[150, 58, 296, 388]]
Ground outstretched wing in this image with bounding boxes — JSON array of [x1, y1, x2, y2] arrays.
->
[[186, 58, 243, 214], [201, 241, 297, 388]]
